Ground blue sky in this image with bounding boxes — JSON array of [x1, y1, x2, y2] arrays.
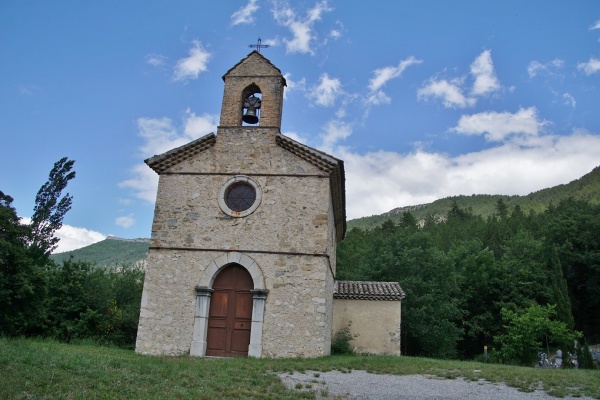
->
[[1, 1, 599, 252]]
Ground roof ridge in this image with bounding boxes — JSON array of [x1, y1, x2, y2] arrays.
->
[[145, 133, 216, 173], [222, 50, 284, 82], [334, 280, 405, 301]]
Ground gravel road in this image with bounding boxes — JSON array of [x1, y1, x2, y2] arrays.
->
[[278, 370, 595, 400]]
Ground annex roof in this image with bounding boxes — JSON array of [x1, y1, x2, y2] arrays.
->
[[334, 281, 405, 301]]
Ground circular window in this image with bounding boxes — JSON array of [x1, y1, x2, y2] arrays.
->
[[218, 176, 262, 217], [225, 182, 256, 212]]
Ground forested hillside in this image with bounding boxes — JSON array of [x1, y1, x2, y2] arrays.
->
[[51, 236, 150, 267], [349, 165, 600, 230], [337, 198, 600, 361]]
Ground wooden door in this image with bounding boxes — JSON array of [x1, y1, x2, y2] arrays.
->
[[206, 264, 253, 357]]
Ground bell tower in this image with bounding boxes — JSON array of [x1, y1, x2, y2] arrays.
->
[[219, 51, 286, 128]]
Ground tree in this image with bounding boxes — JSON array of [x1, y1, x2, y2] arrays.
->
[[0, 191, 43, 334], [29, 157, 76, 259], [494, 304, 581, 366], [0, 157, 76, 336]]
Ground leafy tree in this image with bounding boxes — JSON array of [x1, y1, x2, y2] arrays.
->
[[494, 304, 581, 366], [44, 260, 144, 347], [538, 199, 600, 342], [0, 191, 43, 334], [0, 157, 75, 336], [29, 157, 76, 259]]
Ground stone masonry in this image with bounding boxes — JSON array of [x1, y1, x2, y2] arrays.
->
[[135, 51, 346, 358]]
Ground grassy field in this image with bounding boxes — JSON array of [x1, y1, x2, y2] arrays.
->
[[0, 339, 598, 399]]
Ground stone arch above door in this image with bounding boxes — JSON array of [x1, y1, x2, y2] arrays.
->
[[200, 252, 266, 290], [191, 252, 268, 358]]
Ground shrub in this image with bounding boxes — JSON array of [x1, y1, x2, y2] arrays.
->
[[331, 326, 354, 355]]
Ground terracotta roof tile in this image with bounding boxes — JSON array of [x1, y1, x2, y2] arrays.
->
[[145, 133, 216, 173], [334, 281, 405, 301]]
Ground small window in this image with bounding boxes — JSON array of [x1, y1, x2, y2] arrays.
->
[[225, 182, 256, 212], [218, 176, 262, 217]]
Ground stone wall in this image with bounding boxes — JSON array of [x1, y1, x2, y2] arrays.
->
[[332, 298, 401, 355], [136, 249, 333, 357], [219, 53, 285, 128], [136, 126, 337, 358]]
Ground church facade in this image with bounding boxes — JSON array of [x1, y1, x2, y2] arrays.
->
[[135, 51, 403, 358]]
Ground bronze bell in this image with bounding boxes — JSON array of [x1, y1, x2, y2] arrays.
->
[[242, 95, 261, 124]]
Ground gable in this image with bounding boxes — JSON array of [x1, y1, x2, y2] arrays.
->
[[144, 131, 346, 242], [222, 51, 287, 85]]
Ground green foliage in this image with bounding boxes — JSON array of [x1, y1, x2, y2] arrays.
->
[[43, 259, 145, 348], [338, 217, 463, 358], [577, 341, 596, 370], [331, 326, 354, 355], [494, 304, 581, 366], [0, 158, 76, 337], [29, 157, 76, 258], [539, 199, 600, 342], [338, 194, 600, 361], [0, 191, 45, 335]]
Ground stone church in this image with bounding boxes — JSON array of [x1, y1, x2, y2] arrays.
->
[[135, 51, 404, 358]]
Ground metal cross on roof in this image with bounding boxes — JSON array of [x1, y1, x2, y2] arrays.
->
[[248, 37, 270, 53]]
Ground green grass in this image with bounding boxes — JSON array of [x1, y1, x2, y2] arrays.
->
[[1, 339, 598, 399]]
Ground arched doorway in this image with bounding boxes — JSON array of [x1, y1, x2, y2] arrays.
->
[[206, 264, 253, 357]]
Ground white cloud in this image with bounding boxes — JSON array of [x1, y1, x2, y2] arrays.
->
[[272, 0, 333, 54], [136, 112, 217, 157], [309, 73, 342, 107], [419, 51, 502, 109], [577, 58, 600, 75], [563, 92, 576, 108], [527, 59, 564, 78], [366, 56, 422, 106], [262, 37, 280, 47], [470, 50, 500, 96], [231, 0, 259, 25], [54, 224, 105, 253], [145, 54, 167, 67], [184, 109, 218, 137], [368, 57, 422, 92], [320, 119, 352, 152], [452, 107, 544, 142], [417, 78, 476, 109], [337, 130, 600, 220], [329, 29, 341, 40], [283, 72, 306, 99], [119, 164, 160, 203], [590, 19, 600, 30], [115, 215, 135, 228], [366, 90, 392, 106], [173, 40, 211, 82], [120, 112, 218, 203], [19, 217, 105, 254]]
